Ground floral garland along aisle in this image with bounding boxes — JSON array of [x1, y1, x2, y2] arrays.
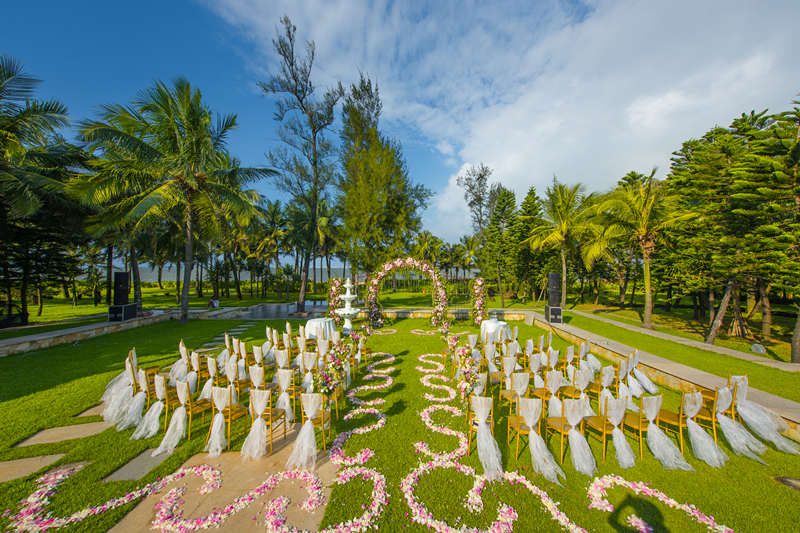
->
[[401, 352, 741, 533], [365, 257, 450, 328], [327, 277, 345, 326], [470, 278, 488, 326], [5, 355, 399, 533]]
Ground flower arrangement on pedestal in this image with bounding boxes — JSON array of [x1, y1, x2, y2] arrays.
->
[[327, 277, 345, 326], [365, 257, 449, 329], [454, 345, 481, 404], [471, 277, 488, 326]]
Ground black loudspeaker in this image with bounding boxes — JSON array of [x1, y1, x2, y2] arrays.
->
[[113, 271, 129, 306], [547, 272, 560, 306]]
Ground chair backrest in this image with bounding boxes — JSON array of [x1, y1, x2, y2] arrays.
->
[[301, 393, 323, 420], [224, 333, 231, 351], [275, 349, 289, 368], [154, 374, 166, 401], [250, 365, 264, 389], [253, 345, 263, 364], [179, 340, 188, 364], [641, 394, 662, 424], [137, 368, 149, 394], [318, 339, 329, 357], [176, 379, 190, 406]]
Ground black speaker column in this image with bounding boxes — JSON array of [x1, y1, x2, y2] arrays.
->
[[545, 272, 562, 324], [113, 272, 129, 306]]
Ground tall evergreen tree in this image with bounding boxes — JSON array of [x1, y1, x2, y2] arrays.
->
[[336, 72, 431, 273], [484, 189, 517, 308]]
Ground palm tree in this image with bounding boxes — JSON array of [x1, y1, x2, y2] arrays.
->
[[524, 180, 595, 309], [588, 169, 694, 329], [460, 235, 480, 279], [76, 77, 276, 322], [0, 54, 70, 223]]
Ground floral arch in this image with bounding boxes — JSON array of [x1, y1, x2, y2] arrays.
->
[[366, 257, 449, 328]]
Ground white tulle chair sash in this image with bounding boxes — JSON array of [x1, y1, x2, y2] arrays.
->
[[472, 395, 503, 481]]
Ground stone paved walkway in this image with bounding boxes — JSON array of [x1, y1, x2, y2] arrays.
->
[[108, 424, 334, 533]]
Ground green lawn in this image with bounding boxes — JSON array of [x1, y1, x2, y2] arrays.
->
[[563, 311, 800, 404], [568, 288, 798, 364], [0, 317, 797, 532], [0, 317, 109, 342], [17, 287, 328, 325]]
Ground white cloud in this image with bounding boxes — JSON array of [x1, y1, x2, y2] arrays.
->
[[423, 164, 473, 241], [197, 0, 800, 243]]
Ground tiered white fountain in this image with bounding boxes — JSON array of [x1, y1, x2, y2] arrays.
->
[[335, 278, 360, 335]]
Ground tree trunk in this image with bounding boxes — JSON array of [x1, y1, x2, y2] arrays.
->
[[179, 200, 194, 324], [20, 238, 30, 316], [706, 280, 734, 345], [497, 266, 504, 308], [792, 310, 800, 363], [37, 284, 44, 316], [698, 290, 707, 319], [642, 255, 653, 329], [157, 264, 163, 289], [617, 272, 626, 309], [579, 276, 585, 304], [326, 254, 331, 282], [297, 252, 310, 312], [224, 262, 230, 298], [196, 261, 203, 297], [61, 277, 69, 299], [594, 277, 600, 305], [175, 260, 181, 306], [665, 284, 673, 313], [228, 252, 242, 300], [560, 244, 567, 309], [71, 278, 77, 306], [312, 253, 317, 294], [250, 269, 254, 298], [692, 292, 699, 320], [130, 247, 143, 314], [274, 255, 282, 299], [726, 280, 752, 338], [759, 278, 771, 342], [106, 245, 113, 305], [746, 284, 757, 317], [707, 289, 715, 327]]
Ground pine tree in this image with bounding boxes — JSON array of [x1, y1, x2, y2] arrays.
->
[[484, 189, 517, 308]]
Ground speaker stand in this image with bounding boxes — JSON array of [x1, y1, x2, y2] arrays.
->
[[545, 305, 562, 324]]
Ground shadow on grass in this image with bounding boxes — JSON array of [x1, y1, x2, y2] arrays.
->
[[608, 494, 667, 532]]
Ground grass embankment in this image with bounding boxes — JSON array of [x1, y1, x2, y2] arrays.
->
[[1, 317, 797, 531], [568, 289, 797, 364], [0, 317, 108, 342], [563, 312, 800, 404]]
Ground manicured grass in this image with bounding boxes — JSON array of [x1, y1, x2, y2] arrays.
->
[[0, 317, 797, 532], [0, 317, 108, 341], [564, 312, 800, 404], [569, 290, 797, 364], [18, 288, 329, 325]]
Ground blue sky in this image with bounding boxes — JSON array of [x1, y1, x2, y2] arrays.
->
[[5, 0, 800, 245]]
